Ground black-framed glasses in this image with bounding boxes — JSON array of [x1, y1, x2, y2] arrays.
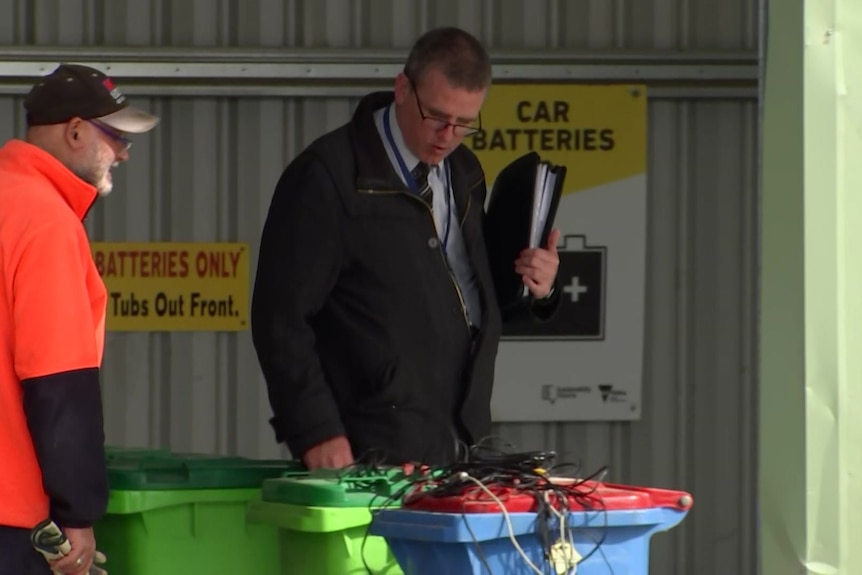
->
[[409, 79, 482, 137], [88, 119, 132, 151]]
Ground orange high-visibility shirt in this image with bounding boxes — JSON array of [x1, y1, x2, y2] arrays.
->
[[0, 139, 106, 528]]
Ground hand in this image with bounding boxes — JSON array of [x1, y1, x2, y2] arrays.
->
[[49, 527, 96, 575], [515, 228, 561, 299], [302, 435, 354, 470]]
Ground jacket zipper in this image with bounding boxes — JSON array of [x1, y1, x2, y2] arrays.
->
[[358, 187, 473, 331]]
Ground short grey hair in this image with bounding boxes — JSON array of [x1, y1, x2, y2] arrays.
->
[[403, 27, 492, 91]]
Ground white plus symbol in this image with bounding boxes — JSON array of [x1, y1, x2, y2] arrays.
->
[[563, 276, 588, 302]]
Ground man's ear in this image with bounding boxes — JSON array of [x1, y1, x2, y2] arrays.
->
[[393, 72, 410, 105], [64, 118, 85, 149]]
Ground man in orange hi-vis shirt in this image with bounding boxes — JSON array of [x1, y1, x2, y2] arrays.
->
[[0, 64, 158, 575]]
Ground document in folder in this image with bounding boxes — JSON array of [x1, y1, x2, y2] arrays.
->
[[484, 151, 567, 310]]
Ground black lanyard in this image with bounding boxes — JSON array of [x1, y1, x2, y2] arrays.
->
[[383, 105, 452, 257]]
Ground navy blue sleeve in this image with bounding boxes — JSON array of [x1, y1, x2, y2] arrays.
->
[[22, 368, 108, 528]]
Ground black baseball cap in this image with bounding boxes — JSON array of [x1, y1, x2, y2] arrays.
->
[[24, 63, 159, 133]]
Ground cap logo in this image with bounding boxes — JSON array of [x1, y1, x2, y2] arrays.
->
[[102, 77, 126, 105]]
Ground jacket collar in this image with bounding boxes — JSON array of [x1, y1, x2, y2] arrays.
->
[[350, 91, 404, 192], [348, 91, 481, 219], [1, 139, 98, 221]]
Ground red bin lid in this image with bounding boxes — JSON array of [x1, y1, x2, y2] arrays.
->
[[402, 479, 694, 514]]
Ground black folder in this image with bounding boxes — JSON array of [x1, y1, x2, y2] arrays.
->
[[484, 151, 566, 312]]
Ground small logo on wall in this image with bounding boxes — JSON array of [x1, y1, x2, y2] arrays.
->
[[598, 384, 627, 403], [541, 384, 593, 405]]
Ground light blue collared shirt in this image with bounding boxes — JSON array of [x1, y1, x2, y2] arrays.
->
[[373, 104, 483, 328]]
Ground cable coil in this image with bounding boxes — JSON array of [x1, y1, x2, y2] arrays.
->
[[343, 441, 615, 575]]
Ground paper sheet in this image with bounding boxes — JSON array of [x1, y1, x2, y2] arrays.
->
[[528, 162, 557, 249]]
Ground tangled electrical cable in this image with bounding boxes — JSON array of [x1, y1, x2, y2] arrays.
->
[[352, 442, 615, 575]]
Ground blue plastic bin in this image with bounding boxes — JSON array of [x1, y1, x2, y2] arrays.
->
[[369, 484, 692, 575]]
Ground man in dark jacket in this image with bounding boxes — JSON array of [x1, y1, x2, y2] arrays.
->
[[251, 27, 560, 470]]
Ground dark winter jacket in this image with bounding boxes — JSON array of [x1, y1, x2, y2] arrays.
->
[[252, 91, 555, 465]]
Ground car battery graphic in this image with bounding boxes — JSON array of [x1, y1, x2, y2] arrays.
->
[[503, 234, 607, 340]]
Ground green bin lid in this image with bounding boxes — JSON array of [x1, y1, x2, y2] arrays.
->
[[107, 453, 307, 491], [104, 446, 172, 461], [261, 467, 409, 508]]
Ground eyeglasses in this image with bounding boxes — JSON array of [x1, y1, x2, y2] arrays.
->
[[88, 119, 132, 151], [409, 79, 482, 137]]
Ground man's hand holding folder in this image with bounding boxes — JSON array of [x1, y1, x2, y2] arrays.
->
[[485, 151, 566, 314], [515, 228, 561, 299]]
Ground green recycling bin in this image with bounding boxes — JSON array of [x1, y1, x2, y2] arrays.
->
[[94, 448, 305, 575], [247, 468, 407, 575], [103, 445, 172, 464]]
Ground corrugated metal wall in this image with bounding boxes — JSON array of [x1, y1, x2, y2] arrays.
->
[[0, 0, 759, 574], [0, 0, 757, 49]]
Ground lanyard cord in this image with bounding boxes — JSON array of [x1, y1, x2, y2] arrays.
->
[[383, 104, 452, 257]]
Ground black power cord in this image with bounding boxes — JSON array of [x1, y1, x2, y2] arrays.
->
[[348, 443, 613, 574]]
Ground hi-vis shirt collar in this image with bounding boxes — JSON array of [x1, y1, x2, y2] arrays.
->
[[1, 139, 98, 221]]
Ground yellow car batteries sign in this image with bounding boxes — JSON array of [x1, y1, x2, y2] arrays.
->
[[465, 84, 648, 423], [91, 242, 249, 331], [467, 83, 646, 194]]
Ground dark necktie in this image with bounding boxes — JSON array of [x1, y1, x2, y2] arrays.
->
[[411, 162, 434, 207]]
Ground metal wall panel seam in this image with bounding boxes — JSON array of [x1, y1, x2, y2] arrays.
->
[[739, 101, 759, 575], [481, 0, 495, 46], [0, 84, 759, 99], [752, 2, 766, 570], [0, 46, 757, 61], [547, 0, 559, 48], [417, 0, 429, 36], [217, 97, 233, 455], [220, 0, 233, 48], [614, 0, 626, 49], [148, 99, 167, 450], [301, 0, 314, 47], [151, 0, 163, 45], [0, 64, 757, 85], [675, 100, 693, 574], [351, 0, 362, 48], [681, 0, 692, 49]]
